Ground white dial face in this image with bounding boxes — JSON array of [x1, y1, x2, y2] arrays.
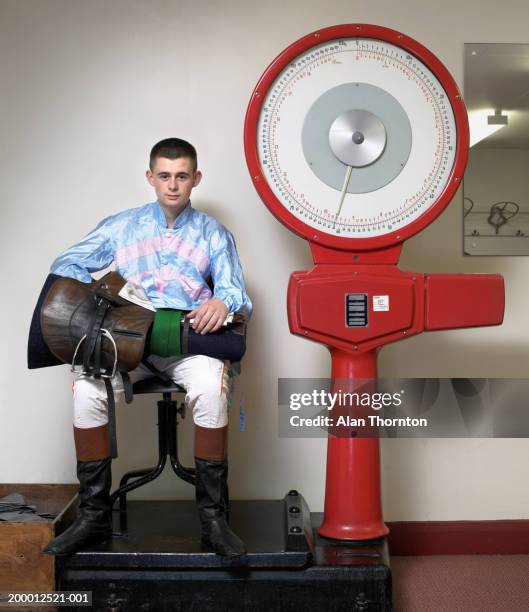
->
[[257, 38, 457, 238]]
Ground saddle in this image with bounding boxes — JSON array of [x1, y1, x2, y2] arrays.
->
[[40, 273, 154, 377]]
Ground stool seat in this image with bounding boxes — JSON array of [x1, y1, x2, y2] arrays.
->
[[133, 378, 185, 395]]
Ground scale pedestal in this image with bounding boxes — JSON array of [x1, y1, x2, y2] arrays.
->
[[319, 348, 388, 541], [288, 259, 503, 541], [57, 495, 391, 611]]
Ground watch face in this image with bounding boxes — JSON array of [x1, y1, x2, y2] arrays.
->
[[248, 27, 467, 249]]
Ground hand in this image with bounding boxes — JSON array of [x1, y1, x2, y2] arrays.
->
[[186, 298, 229, 335]]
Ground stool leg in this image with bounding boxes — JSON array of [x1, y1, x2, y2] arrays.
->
[[110, 401, 171, 530], [167, 400, 196, 485]]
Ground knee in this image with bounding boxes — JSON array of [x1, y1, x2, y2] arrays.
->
[[196, 374, 227, 401], [186, 358, 229, 428], [185, 356, 229, 399], [72, 377, 109, 428]]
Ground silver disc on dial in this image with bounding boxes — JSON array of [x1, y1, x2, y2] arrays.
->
[[301, 82, 412, 195], [329, 110, 386, 167]]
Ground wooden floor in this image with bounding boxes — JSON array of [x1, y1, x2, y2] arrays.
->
[[392, 555, 529, 611]]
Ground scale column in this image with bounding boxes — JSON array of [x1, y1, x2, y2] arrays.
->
[[318, 347, 389, 541]]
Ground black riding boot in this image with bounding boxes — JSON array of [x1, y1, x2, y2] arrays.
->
[[195, 457, 246, 558], [44, 458, 112, 555]]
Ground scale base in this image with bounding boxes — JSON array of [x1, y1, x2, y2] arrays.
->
[[57, 495, 392, 611]]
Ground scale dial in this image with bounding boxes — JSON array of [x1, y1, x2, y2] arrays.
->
[[245, 24, 469, 251]]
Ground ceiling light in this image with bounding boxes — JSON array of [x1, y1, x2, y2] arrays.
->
[[487, 110, 508, 125]]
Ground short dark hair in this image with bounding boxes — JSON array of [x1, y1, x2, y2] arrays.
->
[[149, 138, 197, 171]]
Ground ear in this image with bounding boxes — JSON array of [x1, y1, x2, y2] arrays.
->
[[146, 169, 154, 186], [193, 170, 202, 188]]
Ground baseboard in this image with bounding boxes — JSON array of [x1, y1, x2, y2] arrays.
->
[[387, 520, 529, 555]]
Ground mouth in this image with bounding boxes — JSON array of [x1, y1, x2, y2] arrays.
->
[[166, 195, 179, 200]]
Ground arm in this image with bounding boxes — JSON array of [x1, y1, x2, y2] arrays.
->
[[50, 216, 115, 283], [188, 227, 252, 334]]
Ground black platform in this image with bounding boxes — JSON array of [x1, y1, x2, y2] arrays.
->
[[57, 495, 392, 611]]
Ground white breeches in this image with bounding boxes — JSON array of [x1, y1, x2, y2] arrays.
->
[[73, 355, 230, 429]]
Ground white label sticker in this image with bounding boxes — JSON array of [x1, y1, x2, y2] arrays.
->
[[373, 295, 389, 312]]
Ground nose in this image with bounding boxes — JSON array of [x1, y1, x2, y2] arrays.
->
[[168, 177, 178, 191]]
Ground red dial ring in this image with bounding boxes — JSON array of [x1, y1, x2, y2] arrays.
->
[[244, 23, 469, 251]]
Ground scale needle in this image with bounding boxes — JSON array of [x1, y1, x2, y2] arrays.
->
[[334, 165, 353, 223]]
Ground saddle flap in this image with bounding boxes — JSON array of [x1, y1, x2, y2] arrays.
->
[[40, 274, 154, 373]]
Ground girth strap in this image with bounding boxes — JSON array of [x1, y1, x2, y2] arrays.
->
[[122, 371, 133, 404], [182, 316, 191, 356], [149, 309, 183, 358], [82, 297, 112, 375], [104, 377, 118, 459]]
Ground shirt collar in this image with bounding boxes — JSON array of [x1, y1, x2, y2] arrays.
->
[[153, 200, 193, 230]]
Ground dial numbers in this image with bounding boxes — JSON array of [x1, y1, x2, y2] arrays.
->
[[257, 38, 457, 238]]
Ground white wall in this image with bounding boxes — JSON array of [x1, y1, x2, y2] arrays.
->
[[2, 0, 529, 521]]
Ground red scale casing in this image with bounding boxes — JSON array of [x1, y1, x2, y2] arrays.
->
[[244, 24, 505, 541], [288, 268, 504, 353], [289, 267, 423, 353]]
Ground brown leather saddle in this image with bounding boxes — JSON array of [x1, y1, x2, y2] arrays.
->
[[40, 272, 153, 378]]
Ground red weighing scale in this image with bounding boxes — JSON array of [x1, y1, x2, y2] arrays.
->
[[245, 24, 504, 542]]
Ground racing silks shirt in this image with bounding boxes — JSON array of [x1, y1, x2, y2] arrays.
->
[[50, 201, 252, 317]]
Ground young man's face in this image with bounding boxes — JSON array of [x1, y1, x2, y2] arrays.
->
[[146, 156, 202, 213]]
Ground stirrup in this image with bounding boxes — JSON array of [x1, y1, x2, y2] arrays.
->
[[71, 328, 118, 378]]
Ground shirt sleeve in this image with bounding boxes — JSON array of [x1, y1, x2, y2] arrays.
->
[[209, 227, 253, 319], [50, 216, 115, 283]]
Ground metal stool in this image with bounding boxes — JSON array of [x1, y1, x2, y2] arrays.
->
[[110, 377, 196, 532]]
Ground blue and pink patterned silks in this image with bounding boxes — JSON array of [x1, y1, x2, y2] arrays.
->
[[51, 201, 252, 317]]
